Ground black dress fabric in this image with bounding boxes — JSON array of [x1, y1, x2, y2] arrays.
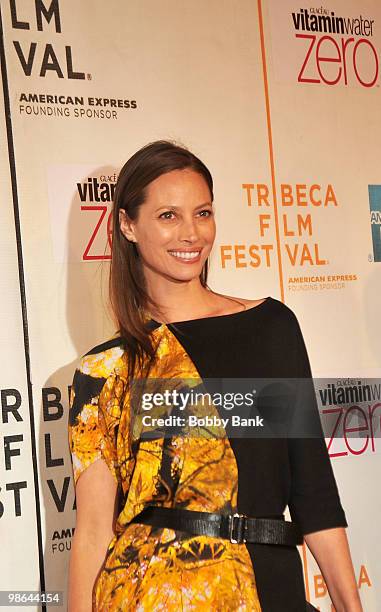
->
[[148, 296, 347, 611]]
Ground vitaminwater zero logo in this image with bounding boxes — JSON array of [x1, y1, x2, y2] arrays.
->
[[317, 378, 381, 459], [10, 0, 86, 79], [291, 7, 379, 87], [77, 174, 117, 261], [368, 185, 381, 262]]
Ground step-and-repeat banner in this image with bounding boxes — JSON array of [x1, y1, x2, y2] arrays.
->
[[0, 0, 380, 609]]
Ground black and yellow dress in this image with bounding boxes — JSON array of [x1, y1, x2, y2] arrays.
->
[[68, 297, 347, 611]]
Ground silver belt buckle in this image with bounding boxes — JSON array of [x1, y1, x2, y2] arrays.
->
[[228, 513, 247, 543]]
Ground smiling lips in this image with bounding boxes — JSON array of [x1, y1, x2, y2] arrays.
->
[[168, 249, 202, 262]]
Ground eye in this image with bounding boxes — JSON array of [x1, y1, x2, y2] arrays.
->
[[198, 209, 213, 217], [159, 211, 175, 220]]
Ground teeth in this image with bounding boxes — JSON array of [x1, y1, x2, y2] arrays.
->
[[169, 251, 201, 260]]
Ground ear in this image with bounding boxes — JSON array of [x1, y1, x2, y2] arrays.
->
[[119, 208, 138, 243]]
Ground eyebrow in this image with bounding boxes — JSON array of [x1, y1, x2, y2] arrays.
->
[[155, 202, 213, 212]]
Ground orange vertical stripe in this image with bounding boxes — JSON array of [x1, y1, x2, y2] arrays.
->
[[256, 0, 285, 303], [257, 4, 313, 602], [301, 542, 311, 602]]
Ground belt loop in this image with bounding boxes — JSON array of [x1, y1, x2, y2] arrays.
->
[[228, 513, 247, 543]]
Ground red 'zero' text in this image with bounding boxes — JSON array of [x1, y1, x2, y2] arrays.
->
[[297, 34, 379, 87]]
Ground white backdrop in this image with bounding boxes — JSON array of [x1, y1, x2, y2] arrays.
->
[[0, 0, 380, 609]]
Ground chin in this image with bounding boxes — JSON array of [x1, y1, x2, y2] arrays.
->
[[169, 272, 203, 283], [163, 267, 204, 283]]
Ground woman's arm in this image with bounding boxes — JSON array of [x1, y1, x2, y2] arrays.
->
[[304, 527, 362, 612], [283, 312, 361, 609], [68, 458, 119, 612]]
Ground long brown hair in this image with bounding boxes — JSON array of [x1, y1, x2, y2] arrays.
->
[[109, 140, 214, 381]]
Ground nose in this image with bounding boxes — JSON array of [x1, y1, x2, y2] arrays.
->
[[179, 217, 198, 243]]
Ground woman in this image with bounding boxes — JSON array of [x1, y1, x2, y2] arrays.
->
[[68, 141, 362, 611]]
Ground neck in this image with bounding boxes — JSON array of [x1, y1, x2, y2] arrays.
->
[[144, 273, 217, 323]]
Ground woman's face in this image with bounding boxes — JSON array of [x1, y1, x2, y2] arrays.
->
[[119, 168, 215, 286]]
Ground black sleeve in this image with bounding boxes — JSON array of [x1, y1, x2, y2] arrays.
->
[[286, 311, 348, 535]]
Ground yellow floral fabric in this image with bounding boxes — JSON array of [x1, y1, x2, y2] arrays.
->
[[68, 324, 262, 611]]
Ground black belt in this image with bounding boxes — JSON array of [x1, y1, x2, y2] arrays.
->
[[130, 506, 303, 546]]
